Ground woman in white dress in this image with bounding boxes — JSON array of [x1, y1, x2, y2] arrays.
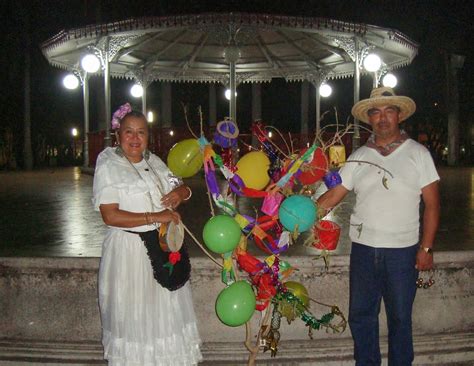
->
[[92, 109, 202, 365]]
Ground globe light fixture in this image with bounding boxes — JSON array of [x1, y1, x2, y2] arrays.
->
[[169, 130, 174, 136], [319, 83, 332, 97], [225, 89, 237, 101], [363, 53, 382, 72], [147, 111, 154, 123], [130, 84, 143, 98], [71, 128, 78, 137], [80, 54, 101, 73], [63, 74, 79, 90], [382, 73, 398, 88]]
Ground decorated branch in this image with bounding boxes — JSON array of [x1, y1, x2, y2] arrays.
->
[[164, 110, 381, 364]]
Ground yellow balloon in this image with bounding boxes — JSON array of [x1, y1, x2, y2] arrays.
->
[[284, 281, 310, 307], [236, 151, 270, 190], [167, 139, 203, 178]]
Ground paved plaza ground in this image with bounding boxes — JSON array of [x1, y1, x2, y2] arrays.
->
[[0, 166, 472, 257]]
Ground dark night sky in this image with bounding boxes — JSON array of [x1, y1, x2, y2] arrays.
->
[[1, 0, 473, 165]]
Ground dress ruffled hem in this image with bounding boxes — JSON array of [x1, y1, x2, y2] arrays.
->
[[103, 323, 202, 366]]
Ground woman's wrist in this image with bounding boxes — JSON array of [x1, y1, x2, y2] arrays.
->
[[182, 186, 192, 201]]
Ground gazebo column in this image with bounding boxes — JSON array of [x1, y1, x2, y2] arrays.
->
[[300, 81, 309, 140], [352, 38, 361, 150], [251, 83, 262, 147], [224, 42, 241, 124], [82, 74, 90, 168], [229, 62, 237, 122], [209, 83, 217, 127], [161, 82, 172, 128], [103, 38, 111, 147], [141, 85, 147, 115], [315, 82, 321, 136]]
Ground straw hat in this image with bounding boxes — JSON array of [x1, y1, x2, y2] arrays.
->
[[351, 87, 416, 124]]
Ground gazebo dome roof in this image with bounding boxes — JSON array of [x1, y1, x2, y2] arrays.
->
[[41, 12, 418, 84]]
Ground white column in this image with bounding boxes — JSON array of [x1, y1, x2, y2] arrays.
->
[[82, 74, 90, 168], [141, 85, 147, 115], [229, 61, 237, 122], [315, 82, 321, 136], [353, 38, 361, 150], [103, 39, 111, 147]]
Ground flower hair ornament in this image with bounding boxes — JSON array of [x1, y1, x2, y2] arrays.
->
[[111, 103, 132, 129]]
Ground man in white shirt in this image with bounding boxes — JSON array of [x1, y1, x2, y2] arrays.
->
[[318, 87, 440, 366]]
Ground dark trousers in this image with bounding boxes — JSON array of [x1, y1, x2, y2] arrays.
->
[[349, 242, 418, 366]]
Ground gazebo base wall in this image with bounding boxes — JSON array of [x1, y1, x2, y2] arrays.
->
[[1, 253, 473, 365]]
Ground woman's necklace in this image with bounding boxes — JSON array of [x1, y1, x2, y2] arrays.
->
[[122, 154, 166, 226]]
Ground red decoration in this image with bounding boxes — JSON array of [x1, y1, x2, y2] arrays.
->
[[313, 220, 341, 251], [169, 251, 182, 265], [221, 148, 236, 172], [298, 147, 329, 185]]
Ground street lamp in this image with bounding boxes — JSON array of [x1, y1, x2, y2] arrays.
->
[[319, 83, 332, 98], [63, 74, 79, 90], [382, 73, 398, 88], [80, 54, 101, 73], [71, 127, 78, 163], [363, 53, 382, 72], [63, 71, 91, 168], [130, 83, 144, 98], [147, 111, 154, 123], [225, 89, 237, 101]]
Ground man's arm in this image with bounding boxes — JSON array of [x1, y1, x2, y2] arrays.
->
[[316, 184, 349, 215], [416, 181, 440, 270]]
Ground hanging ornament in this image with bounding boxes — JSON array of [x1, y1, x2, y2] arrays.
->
[[298, 147, 328, 185], [329, 145, 346, 168], [214, 118, 239, 148]]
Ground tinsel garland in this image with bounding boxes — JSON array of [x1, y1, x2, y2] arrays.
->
[[273, 290, 334, 330]]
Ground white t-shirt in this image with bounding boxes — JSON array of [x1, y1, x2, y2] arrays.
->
[[339, 139, 439, 248]]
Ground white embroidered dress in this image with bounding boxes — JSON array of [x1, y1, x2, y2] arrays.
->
[[93, 147, 202, 366]]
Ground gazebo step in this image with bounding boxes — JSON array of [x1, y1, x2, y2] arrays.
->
[[1, 332, 473, 365]]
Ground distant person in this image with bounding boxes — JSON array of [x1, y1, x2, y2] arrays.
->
[[92, 106, 202, 365], [318, 87, 440, 365]]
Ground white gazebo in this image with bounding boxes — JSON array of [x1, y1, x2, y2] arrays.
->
[[41, 12, 418, 164]]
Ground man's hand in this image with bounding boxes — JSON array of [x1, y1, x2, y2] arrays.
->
[[416, 249, 434, 271]]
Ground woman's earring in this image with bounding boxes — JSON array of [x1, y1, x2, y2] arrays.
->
[[143, 149, 150, 161]]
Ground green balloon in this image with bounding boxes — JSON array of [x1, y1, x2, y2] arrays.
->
[[167, 139, 203, 178], [215, 281, 256, 327], [203, 215, 241, 254]]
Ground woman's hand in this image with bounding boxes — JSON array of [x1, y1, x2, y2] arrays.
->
[[153, 209, 181, 224], [161, 185, 191, 209]]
